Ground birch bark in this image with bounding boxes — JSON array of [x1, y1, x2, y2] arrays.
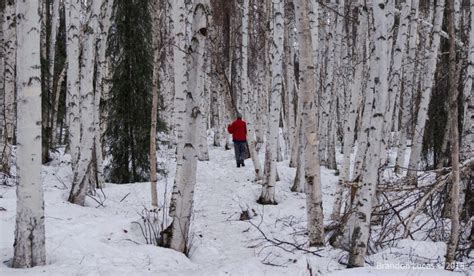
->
[[407, 0, 445, 180], [13, 0, 46, 267], [166, 1, 208, 253], [172, 0, 189, 151], [381, 0, 411, 166], [68, 0, 101, 206], [241, 0, 263, 180], [48, 0, 60, 145], [348, 0, 392, 267], [396, 0, 420, 173], [259, 0, 284, 205], [295, 0, 325, 246], [66, 0, 81, 166], [332, 1, 367, 220], [1, 0, 15, 174]]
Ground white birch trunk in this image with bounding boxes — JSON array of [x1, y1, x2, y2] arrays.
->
[[12, 0, 46, 267], [48, 0, 60, 139], [380, 0, 411, 166], [295, 0, 325, 246], [332, 1, 367, 220], [68, 0, 101, 205], [167, 1, 208, 253], [461, 1, 474, 161], [348, 1, 392, 267], [241, 0, 263, 180], [259, 0, 284, 205], [396, 0, 420, 173], [291, 117, 306, 193], [66, 0, 81, 166], [1, 0, 15, 174], [407, 0, 445, 180], [172, 0, 188, 150]]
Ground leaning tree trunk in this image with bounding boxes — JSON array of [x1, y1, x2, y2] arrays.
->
[[48, 0, 60, 146], [13, 0, 46, 267], [445, 0, 462, 269], [259, 0, 284, 205], [1, 0, 16, 175], [295, 0, 325, 246], [165, 1, 208, 254], [407, 0, 445, 181], [348, 0, 393, 267]]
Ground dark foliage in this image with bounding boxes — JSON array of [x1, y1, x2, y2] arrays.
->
[[106, 0, 153, 183]]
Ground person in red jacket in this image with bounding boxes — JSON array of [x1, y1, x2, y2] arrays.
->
[[227, 113, 247, 167]]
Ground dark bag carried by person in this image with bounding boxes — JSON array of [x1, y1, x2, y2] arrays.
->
[[242, 142, 251, 160]]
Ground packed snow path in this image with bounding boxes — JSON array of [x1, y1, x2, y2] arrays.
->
[[0, 146, 462, 275]]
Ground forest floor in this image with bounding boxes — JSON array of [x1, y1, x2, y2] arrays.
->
[[0, 144, 469, 275]]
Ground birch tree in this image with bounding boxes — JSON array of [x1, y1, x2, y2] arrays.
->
[[48, 0, 61, 146], [395, 0, 420, 174], [164, 0, 208, 253], [295, 0, 325, 246], [68, 0, 102, 205], [172, 0, 189, 150], [13, 0, 46, 267], [259, 0, 284, 205], [380, 0, 411, 165], [65, 0, 81, 166], [1, 0, 16, 174], [241, 0, 263, 180], [348, 1, 393, 267], [407, 0, 445, 180], [332, 1, 368, 220]]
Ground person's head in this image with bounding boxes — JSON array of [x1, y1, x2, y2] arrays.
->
[[237, 113, 242, 119]]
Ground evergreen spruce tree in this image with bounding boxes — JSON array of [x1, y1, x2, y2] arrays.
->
[[106, 0, 153, 183]]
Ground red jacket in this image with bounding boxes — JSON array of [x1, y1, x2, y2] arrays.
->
[[228, 119, 247, 142]]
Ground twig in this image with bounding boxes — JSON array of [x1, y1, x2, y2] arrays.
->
[[120, 192, 131, 202]]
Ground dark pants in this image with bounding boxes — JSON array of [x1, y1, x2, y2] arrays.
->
[[233, 141, 246, 166]]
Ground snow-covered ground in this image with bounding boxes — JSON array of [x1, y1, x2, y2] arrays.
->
[[0, 146, 470, 275]]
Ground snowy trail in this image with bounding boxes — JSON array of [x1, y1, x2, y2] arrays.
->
[[0, 146, 463, 275]]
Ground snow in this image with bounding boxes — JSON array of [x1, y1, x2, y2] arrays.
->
[[0, 146, 469, 275]]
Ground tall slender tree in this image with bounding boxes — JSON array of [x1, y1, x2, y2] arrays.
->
[[1, 0, 16, 175], [295, 0, 325, 246], [13, 0, 46, 267], [258, 0, 284, 205], [164, 0, 209, 253], [445, 0, 462, 269], [348, 0, 393, 267]]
